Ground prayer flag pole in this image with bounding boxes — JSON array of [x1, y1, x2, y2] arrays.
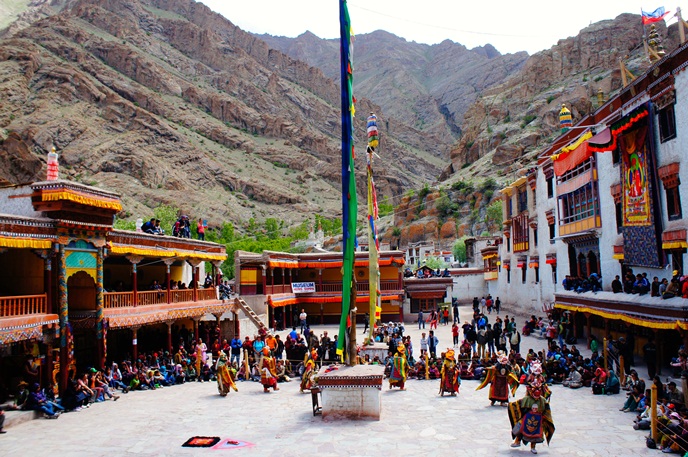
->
[[366, 114, 381, 345], [337, 0, 358, 366]]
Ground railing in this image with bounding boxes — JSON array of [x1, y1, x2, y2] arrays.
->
[[137, 290, 167, 306], [171, 289, 193, 303], [0, 294, 47, 317], [104, 292, 134, 308], [197, 288, 217, 301], [104, 287, 220, 308], [265, 284, 291, 294]]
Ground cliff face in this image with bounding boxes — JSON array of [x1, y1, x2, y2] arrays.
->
[[0, 0, 442, 227], [443, 14, 680, 182], [259, 30, 528, 149]]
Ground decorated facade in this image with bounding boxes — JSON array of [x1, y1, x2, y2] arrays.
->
[[495, 41, 688, 368], [0, 176, 228, 394], [235, 250, 406, 327]]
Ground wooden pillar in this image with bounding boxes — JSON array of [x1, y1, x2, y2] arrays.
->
[[43, 252, 53, 314], [233, 311, 240, 338], [166, 320, 174, 353], [654, 329, 662, 376], [214, 313, 222, 343], [58, 244, 69, 393], [319, 269, 324, 325], [96, 247, 105, 368], [193, 265, 199, 302], [164, 258, 174, 304], [127, 255, 143, 306], [282, 304, 287, 330], [213, 261, 223, 287], [193, 317, 200, 342], [571, 310, 578, 339], [262, 266, 267, 294], [132, 326, 139, 361], [585, 313, 592, 349]]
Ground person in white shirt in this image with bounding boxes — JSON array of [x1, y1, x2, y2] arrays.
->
[[299, 309, 308, 333]]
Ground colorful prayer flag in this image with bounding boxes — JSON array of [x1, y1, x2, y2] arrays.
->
[[337, 0, 357, 361], [642, 7, 670, 24]]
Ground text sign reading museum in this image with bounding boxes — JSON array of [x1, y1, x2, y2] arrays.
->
[[292, 282, 316, 293]]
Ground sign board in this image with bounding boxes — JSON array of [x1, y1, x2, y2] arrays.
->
[[291, 282, 316, 293]]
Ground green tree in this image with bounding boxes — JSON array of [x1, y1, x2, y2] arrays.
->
[[423, 256, 447, 270], [154, 204, 180, 234], [484, 201, 503, 234], [453, 236, 469, 263], [113, 218, 136, 231], [378, 195, 394, 217], [264, 218, 280, 240]]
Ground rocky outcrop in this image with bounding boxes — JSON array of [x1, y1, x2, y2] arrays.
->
[[0, 0, 444, 229]]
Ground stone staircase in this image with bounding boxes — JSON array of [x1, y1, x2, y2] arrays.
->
[[233, 297, 268, 333]]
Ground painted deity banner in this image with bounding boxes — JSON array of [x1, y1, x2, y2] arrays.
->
[[620, 125, 651, 226], [616, 109, 661, 268]]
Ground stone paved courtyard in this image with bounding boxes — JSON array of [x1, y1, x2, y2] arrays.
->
[[0, 306, 661, 456]]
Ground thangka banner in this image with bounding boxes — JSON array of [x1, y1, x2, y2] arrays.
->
[[620, 125, 651, 226]]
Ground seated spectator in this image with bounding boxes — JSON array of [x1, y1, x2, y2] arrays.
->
[[562, 365, 583, 389], [592, 361, 607, 394], [632, 274, 650, 295], [663, 278, 681, 299], [666, 381, 684, 407], [611, 275, 623, 293], [26, 383, 63, 418], [141, 218, 156, 234], [606, 368, 620, 394]]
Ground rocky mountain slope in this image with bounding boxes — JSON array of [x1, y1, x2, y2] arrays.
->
[[259, 30, 528, 144], [0, 0, 444, 228], [379, 14, 681, 248]]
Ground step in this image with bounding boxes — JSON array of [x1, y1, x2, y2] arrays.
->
[[3, 409, 41, 429]]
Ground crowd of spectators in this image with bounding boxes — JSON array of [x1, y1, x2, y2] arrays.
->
[[563, 269, 688, 300]]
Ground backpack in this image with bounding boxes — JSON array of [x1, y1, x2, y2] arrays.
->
[[510, 332, 520, 345]]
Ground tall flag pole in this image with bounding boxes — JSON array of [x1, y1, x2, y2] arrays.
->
[[366, 113, 381, 345], [337, 0, 358, 364]]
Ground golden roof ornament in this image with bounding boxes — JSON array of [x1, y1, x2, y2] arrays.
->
[[559, 104, 572, 132]]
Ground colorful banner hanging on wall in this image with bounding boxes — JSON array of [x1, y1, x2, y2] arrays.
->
[[620, 125, 651, 226]]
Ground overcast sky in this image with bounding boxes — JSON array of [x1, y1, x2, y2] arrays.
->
[[197, 1, 677, 55]]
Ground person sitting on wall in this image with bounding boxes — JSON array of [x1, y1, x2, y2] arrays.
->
[[663, 278, 681, 299], [141, 218, 156, 234], [632, 274, 650, 295], [611, 275, 623, 293]]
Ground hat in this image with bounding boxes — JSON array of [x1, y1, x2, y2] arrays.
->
[[90, 367, 97, 373], [18, 380, 28, 388], [262, 347, 270, 356], [674, 270, 679, 276], [445, 349, 455, 360]]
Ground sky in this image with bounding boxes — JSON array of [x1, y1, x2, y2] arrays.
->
[[197, 1, 679, 55]]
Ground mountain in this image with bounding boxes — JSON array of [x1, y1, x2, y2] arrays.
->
[[383, 14, 681, 247], [258, 30, 529, 142], [441, 14, 680, 183], [0, 0, 444, 228]]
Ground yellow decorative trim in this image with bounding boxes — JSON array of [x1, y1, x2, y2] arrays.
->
[[556, 131, 593, 157], [555, 303, 688, 330], [612, 253, 624, 260], [109, 245, 176, 257], [66, 267, 97, 282], [42, 190, 122, 211], [181, 252, 226, 261], [0, 237, 52, 249], [109, 245, 226, 261], [482, 253, 498, 260], [662, 241, 688, 250]]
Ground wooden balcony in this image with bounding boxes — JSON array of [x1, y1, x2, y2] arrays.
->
[[137, 290, 167, 306], [170, 289, 193, 303], [0, 294, 47, 317], [103, 287, 220, 309], [104, 292, 134, 308], [197, 288, 217, 301]]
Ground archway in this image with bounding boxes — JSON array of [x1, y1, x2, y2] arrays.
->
[[68, 271, 97, 370]]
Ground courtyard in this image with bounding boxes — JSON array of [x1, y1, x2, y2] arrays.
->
[[0, 307, 661, 456]]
